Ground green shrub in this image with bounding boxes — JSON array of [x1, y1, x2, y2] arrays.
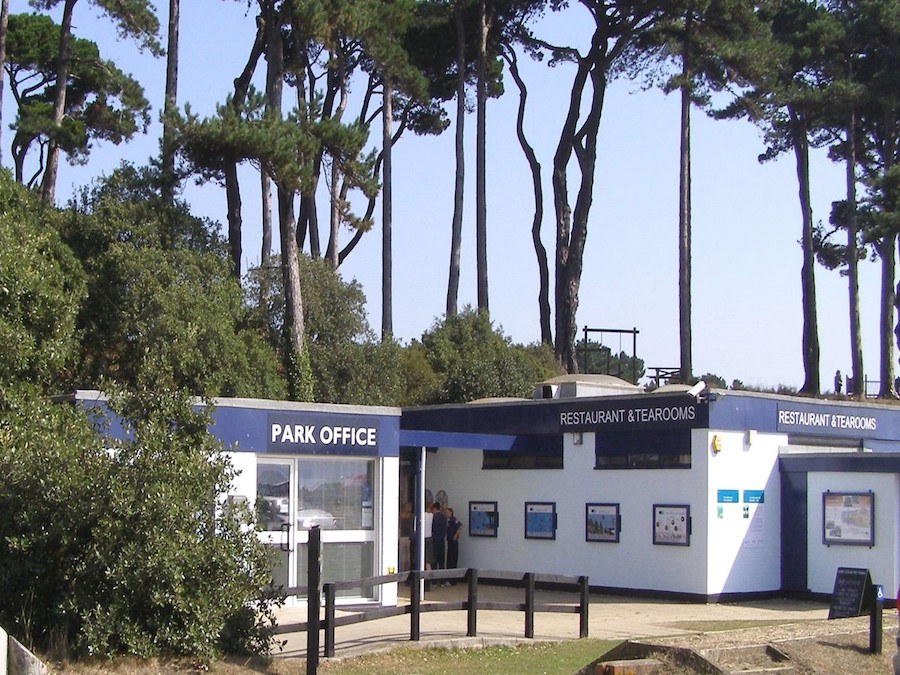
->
[[0, 384, 282, 661]]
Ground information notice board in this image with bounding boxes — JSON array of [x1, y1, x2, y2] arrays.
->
[[827, 567, 872, 619]]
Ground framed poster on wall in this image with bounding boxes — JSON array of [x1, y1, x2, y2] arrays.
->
[[524, 502, 557, 540], [653, 504, 691, 546], [823, 492, 875, 546], [469, 501, 499, 537], [585, 503, 620, 543]]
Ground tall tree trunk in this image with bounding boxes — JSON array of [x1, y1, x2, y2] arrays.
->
[[279, 186, 310, 401], [884, 109, 898, 399], [880, 235, 897, 398], [553, 31, 606, 372], [261, 172, 273, 262], [789, 106, 820, 395], [678, 22, 692, 384], [223, 13, 265, 279], [259, 170, 273, 309], [446, 1, 466, 317], [475, 0, 490, 313], [41, 0, 77, 205], [225, 162, 242, 275], [267, 0, 308, 399], [845, 113, 863, 397], [326, 166, 340, 269], [161, 0, 179, 202], [0, 0, 9, 165], [382, 82, 393, 340], [504, 46, 550, 345]]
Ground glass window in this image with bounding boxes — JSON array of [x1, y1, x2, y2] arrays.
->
[[297, 542, 375, 599], [256, 462, 291, 530], [296, 459, 375, 530], [482, 448, 563, 470]]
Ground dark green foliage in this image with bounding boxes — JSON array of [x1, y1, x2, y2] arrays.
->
[[417, 307, 560, 404], [59, 166, 286, 398], [5, 13, 151, 186], [0, 384, 281, 660], [575, 339, 646, 384], [246, 256, 406, 405], [697, 372, 727, 388], [0, 172, 85, 388]]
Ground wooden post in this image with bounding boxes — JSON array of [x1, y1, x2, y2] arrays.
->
[[524, 572, 535, 638], [324, 583, 336, 658], [467, 568, 478, 637], [307, 526, 322, 674], [579, 575, 589, 638], [410, 570, 421, 641], [870, 584, 884, 654]]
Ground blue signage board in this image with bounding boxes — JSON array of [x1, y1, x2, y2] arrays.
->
[[558, 397, 708, 432], [717, 489, 739, 504], [267, 412, 390, 456], [776, 403, 897, 441], [743, 490, 765, 504]]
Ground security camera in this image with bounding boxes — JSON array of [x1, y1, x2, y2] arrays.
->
[[687, 380, 707, 398]]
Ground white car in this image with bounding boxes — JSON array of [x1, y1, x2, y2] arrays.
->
[[297, 508, 338, 530]]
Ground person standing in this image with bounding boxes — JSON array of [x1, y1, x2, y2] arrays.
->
[[399, 501, 413, 572], [422, 504, 434, 590], [446, 507, 462, 575], [431, 502, 448, 582]]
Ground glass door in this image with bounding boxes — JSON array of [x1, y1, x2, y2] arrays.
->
[[295, 459, 377, 599], [256, 461, 294, 591], [257, 457, 378, 602]]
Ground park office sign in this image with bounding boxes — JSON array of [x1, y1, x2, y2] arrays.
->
[[267, 412, 382, 456]]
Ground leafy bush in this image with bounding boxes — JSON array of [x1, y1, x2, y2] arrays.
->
[[417, 308, 560, 404], [0, 384, 281, 661], [0, 172, 85, 388]]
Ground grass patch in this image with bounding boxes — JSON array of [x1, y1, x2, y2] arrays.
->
[[50, 640, 621, 675], [316, 639, 620, 675]]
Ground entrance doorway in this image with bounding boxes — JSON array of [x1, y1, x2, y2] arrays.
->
[[256, 457, 378, 603]]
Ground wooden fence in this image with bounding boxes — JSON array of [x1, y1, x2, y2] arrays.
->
[[277, 567, 589, 671]]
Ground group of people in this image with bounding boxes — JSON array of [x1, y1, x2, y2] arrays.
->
[[398, 501, 462, 586]]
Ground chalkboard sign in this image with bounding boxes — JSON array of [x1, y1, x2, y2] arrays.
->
[[828, 567, 872, 619]]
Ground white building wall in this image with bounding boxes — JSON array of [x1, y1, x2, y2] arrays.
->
[[806, 472, 899, 600], [705, 431, 784, 595], [225, 451, 257, 500], [380, 456, 400, 605], [425, 429, 712, 595]]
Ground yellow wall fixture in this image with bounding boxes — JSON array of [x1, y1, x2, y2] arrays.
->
[[711, 435, 723, 453]]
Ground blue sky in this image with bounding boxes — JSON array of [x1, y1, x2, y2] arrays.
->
[[7, 0, 893, 391]]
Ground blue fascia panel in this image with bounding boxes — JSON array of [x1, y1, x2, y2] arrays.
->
[[400, 429, 520, 451]]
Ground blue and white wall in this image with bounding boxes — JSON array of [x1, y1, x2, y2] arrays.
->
[[805, 471, 899, 600], [426, 430, 715, 596], [704, 430, 783, 595]]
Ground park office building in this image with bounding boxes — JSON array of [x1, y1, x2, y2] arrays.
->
[[401, 375, 900, 605], [65, 378, 900, 607]]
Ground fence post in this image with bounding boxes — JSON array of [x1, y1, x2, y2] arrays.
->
[[467, 568, 478, 637], [410, 570, 421, 641], [307, 526, 322, 674], [524, 573, 535, 639], [579, 575, 589, 638], [870, 584, 884, 654], [324, 583, 336, 658]]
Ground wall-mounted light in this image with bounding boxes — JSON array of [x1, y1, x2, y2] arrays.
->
[[573, 432, 583, 446], [711, 435, 723, 453]]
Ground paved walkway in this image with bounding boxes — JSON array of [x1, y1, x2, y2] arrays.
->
[[273, 584, 838, 661]]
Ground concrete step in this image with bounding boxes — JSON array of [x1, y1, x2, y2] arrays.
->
[[700, 643, 794, 674]]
